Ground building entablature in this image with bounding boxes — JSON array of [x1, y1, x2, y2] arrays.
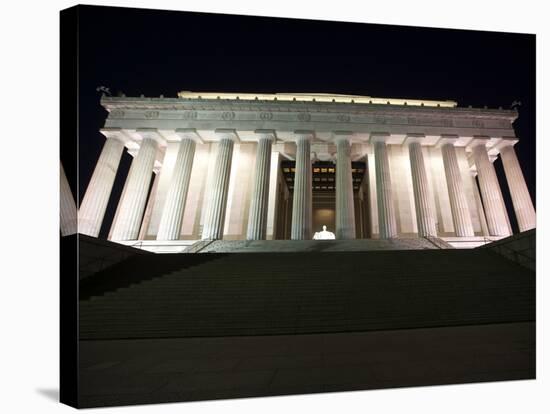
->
[[101, 94, 517, 145]]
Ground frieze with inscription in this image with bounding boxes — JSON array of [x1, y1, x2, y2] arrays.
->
[[109, 110, 125, 118], [144, 111, 160, 119], [221, 111, 235, 120], [337, 114, 351, 122], [182, 111, 197, 120]]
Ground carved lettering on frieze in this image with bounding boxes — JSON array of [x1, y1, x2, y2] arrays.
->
[[442, 118, 453, 127], [110, 110, 125, 118], [297, 113, 311, 122], [222, 111, 235, 120], [259, 111, 273, 120], [472, 119, 484, 128], [337, 114, 350, 122], [374, 116, 387, 124], [144, 111, 159, 119], [182, 111, 197, 120]]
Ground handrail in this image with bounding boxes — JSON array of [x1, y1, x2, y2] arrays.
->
[[489, 242, 533, 262], [130, 240, 144, 249], [482, 233, 534, 269]]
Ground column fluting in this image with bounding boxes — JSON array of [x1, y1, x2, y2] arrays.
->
[[441, 142, 474, 237], [500, 144, 536, 231], [374, 139, 397, 239], [335, 135, 356, 239], [247, 133, 275, 240], [291, 134, 312, 240], [156, 136, 197, 240], [408, 141, 437, 237], [60, 162, 77, 236], [111, 136, 159, 240], [471, 173, 490, 236], [78, 131, 125, 237], [471, 143, 510, 236], [201, 136, 235, 240]]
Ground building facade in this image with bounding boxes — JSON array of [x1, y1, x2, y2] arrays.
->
[[69, 91, 536, 250]]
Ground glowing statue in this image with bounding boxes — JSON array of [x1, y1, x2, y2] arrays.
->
[[313, 225, 336, 240]]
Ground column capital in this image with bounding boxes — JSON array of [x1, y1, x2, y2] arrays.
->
[[491, 137, 519, 152], [214, 128, 240, 142], [293, 130, 315, 142], [369, 132, 390, 144], [100, 127, 128, 144], [175, 128, 204, 143], [332, 131, 354, 144], [135, 128, 165, 146], [467, 135, 491, 151], [403, 133, 426, 145], [435, 134, 459, 148], [254, 129, 277, 142]]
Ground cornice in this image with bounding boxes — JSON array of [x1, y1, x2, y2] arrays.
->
[[101, 96, 518, 122]]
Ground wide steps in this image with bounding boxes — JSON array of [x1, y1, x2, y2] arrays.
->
[[198, 238, 442, 252], [79, 249, 534, 340]]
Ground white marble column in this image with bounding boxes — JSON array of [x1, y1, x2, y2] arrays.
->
[[334, 132, 356, 239], [407, 137, 437, 237], [247, 130, 276, 240], [440, 139, 474, 237], [156, 130, 200, 240], [78, 128, 125, 237], [499, 143, 536, 232], [60, 162, 77, 236], [291, 132, 313, 240], [471, 141, 510, 236], [111, 130, 161, 240], [201, 130, 237, 240], [372, 135, 397, 239]]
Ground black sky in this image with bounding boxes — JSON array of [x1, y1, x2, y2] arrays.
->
[[70, 5, 536, 236]]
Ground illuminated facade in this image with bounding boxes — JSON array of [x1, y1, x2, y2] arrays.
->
[[70, 91, 536, 251]]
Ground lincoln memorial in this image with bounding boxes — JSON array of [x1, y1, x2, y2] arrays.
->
[[63, 91, 536, 252]]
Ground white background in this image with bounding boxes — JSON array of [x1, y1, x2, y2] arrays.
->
[[0, 0, 547, 412]]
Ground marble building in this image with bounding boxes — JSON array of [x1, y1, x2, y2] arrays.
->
[[66, 91, 536, 251]]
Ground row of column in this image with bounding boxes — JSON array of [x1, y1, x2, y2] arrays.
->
[[368, 134, 534, 239], [77, 129, 535, 241], [78, 128, 278, 241]]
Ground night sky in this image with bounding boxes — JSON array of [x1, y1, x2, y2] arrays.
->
[[71, 5, 535, 237]]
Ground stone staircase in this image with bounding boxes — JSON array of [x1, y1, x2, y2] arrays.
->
[[79, 248, 534, 340], [480, 229, 535, 271], [79, 253, 224, 300], [192, 237, 446, 253]]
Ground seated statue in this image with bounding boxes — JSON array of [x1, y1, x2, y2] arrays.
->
[[313, 225, 336, 240]]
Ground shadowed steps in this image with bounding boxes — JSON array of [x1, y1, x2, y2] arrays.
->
[[80, 249, 534, 339]]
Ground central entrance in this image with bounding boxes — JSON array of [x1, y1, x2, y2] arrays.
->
[[279, 160, 369, 239]]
